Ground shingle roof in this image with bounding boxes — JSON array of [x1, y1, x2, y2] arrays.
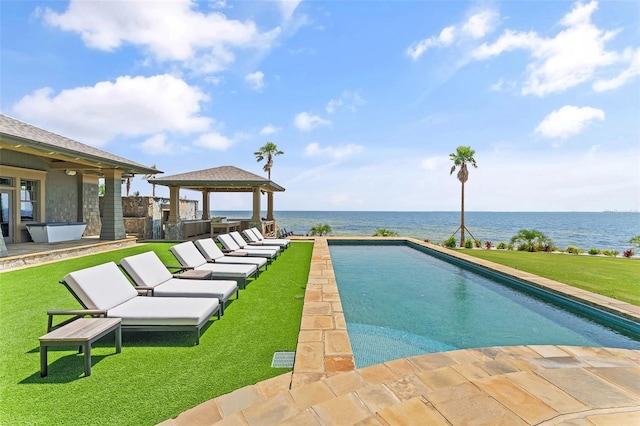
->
[[0, 114, 159, 174], [149, 165, 285, 192]]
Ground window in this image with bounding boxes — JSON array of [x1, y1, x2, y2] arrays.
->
[[0, 177, 13, 186], [20, 179, 38, 222]]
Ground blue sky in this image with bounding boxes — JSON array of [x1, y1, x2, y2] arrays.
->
[[2, 0, 639, 212]]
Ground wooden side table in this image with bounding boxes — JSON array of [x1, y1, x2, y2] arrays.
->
[[173, 269, 213, 280], [40, 317, 122, 377]]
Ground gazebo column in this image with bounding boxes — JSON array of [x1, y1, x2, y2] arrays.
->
[[100, 169, 126, 240], [165, 185, 183, 240], [250, 187, 261, 229], [266, 192, 274, 221], [201, 190, 210, 220]]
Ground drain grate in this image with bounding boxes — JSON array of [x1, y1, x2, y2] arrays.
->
[[271, 352, 295, 368]]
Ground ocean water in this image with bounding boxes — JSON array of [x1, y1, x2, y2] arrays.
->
[[209, 211, 640, 252]]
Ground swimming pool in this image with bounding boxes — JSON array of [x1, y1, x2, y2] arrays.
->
[[329, 242, 640, 368]]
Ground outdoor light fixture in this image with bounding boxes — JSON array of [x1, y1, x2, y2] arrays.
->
[[65, 170, 77, 176]]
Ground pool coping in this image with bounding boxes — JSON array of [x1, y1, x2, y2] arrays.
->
[[160, 237, 640, 425], [291, 236, 640, 386]]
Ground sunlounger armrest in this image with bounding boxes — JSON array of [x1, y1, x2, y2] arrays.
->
[[166, 265, 193, 271], [47, 309, 107, 331], [134, 286, 155, 296]]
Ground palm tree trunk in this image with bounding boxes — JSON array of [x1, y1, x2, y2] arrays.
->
[[460, 181, 465, 247]]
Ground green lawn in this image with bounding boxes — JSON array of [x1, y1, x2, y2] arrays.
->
[[460, 249, 640, 306], [0, 242, 313, 426]]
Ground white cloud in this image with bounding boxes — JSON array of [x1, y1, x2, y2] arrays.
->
[[326, 91, 365, 114], [12, 74, 210, 146], [489, 78, 504, 92], [193, 132, 233, 150], [407, 9, 498, 60], [535, 105, 605, 140], [278, 0, 302, 22], [260, 124, 280, 135], [294, 112, 331, 131], [593, 47, 640, 92], [304, 142, 364, 160], [245, 71, 265, 90], [407, 26, 456, 60], [472, 1, 626, 96], [461, 10, 499, 39], [40, 0, 280, 73], [420, 156, 448, 171], [139, 133, 175, 154]]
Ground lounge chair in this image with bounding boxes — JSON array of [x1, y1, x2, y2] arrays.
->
[[194, 238, 269, 269], [217, 233, 279, 261], [229, 231, 282, 254], [170, 242, 258, 288], [278, 227, 294, 237], [243, 228, 290, 249], [251, 227, 291, 246], [53, 262, 219, 344], [120, 251, 239, 314]]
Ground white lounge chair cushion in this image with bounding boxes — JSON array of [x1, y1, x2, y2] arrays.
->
[[120, 251, 173, 288], [194, 238, 225, 261], [195, 238, 267, 268], [170, 241, 257, 277], [193, 262, 256, 278], [153, 278, 237, 301], [64, 262, 138, 310], [243, 229, 288, 247], [217, 234, 277, 259], [250, 227, 290, 244], [108, 296, 218, 326], [170, 241, 207, 268], [229, 232, 280, 253]]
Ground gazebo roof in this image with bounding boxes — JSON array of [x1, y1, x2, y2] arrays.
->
[[148, 165, 285, 192]]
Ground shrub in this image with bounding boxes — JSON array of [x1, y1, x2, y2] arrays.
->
[[309, 224, 332, 236], [623, 249, 634, 258], [629, 235, 640, 249], [485, 241, 493, 249], [443, 236, 457, 248], [510, 229, 552, 252], [474, 239, 482, 248], [565, 246, 584, 254], [507, 243, 514, 251], [587, 248, 600, 256], [602, 249, 619, 257], [464, 238, 473, 249], [372, 228, 398, 237], [496, 242, 507, 249]]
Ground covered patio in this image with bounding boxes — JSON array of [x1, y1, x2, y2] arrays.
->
[[148, 165, 285, 240]]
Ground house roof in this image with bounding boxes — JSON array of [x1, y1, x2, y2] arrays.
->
[[0, 114, 160, 175], [149, 165, 285, 192]]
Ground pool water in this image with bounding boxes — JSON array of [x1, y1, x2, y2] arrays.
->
[[329, 244, 640, 368]]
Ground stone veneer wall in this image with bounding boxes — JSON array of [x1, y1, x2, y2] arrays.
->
[[109, 196, 199, 239], [79, 176, 101, 236], [44, 171, 79, 222]]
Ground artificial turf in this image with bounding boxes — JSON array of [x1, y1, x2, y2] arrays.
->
[[460, 249, 640, 306], [0, 241, 313, 425]]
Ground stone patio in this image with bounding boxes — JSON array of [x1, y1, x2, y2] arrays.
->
[[160, 237, 640, 425]]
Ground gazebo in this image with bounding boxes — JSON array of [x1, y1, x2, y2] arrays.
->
[[148, 166, 285, 240]]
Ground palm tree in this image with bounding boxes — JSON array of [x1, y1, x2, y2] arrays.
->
[[449, 146, 478, 247], [254, 142, 284, 179]]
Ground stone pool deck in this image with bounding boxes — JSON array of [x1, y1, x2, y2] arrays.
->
[[161, 237, 640, 425]]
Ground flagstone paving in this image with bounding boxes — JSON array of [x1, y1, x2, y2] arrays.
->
[[159, 237, 640, 425]]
